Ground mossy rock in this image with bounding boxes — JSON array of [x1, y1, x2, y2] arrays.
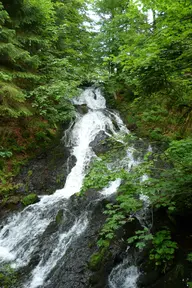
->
[[88, 248, 106, 271], [21, 193, 39, 206], [75, 104, 88, 114], [1, 195, 22, 210], [7, 196, 21, 205], [55, 210, 63, 225]]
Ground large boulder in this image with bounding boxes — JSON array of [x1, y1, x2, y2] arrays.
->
[[89, 131, 109, 154]]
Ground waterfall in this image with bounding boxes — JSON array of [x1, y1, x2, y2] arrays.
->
[[0, 87, 151, 288], [108, 173, 151, 288], [0, 88, 133, 288], [108, 256, 140, 288]]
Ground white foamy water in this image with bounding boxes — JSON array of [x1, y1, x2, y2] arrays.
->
[[109, 258, 140, 288], [108, 145, 152, 288], [73, 87, 106, 109], [55, 109, 124, 198], [28, 216, 88, 288], [101, 178, 121, 196], [0, 88, 130, 288]]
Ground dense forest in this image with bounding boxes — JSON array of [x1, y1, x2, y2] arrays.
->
[[0, 0, 95, 192], [0, 0, 192, 287]]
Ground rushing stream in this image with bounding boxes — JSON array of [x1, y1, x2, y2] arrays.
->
[[0, 88, 149, 288]]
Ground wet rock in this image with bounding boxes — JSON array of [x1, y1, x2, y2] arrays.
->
[[137, 270, 160, 287], [127, 123, 138, 132], [1, 195, 22, 212], [75, 104, 89, 114], [89, 131, 109, 154], [13, 143, 76, 197], [42, 190, 141, 288], [137, 266, 186, 288]]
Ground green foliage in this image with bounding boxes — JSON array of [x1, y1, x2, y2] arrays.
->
[[30, 80, 75, 124], [93, 136, 191, 270], [0, 0, 94, 190], [167, 138, 192, 170], [0, 0, 92, 123], [128, 227, 153, 249], [149, 230, 178, 271], [80, 159, 119, 194], [128, 228, 178, 271], [21, 193, 38, 206], [97, 172, 143, 248], [0, 264, 18, 288], [97, 205, 126, 248], [94, 0, 192, 138], [187, 253, 192, 263], [0, 147, 12, 158], [142, 138, 192, 212]]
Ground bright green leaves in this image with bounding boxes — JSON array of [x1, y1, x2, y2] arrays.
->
[[30, 81, 75, 124], [0, 0, 92, 123], [143, 138, 192, 212], [128, 227, 153, 249], [187, 253, 192, 263], [97, 190, 142, 248], [128, 228, 178, 271], [0, 82, 32, 118], [0, 2, 9, 26], [0, 0, 94, 196], [92, 136, 192, 269], [80, 159, 119, 194], [94, 170, 144, 248], [21, 193, 38, 206], [94, 0, 192, 110], [149, 230, 178, 271], [98, 204, 128, 248], [166, 139, 192, 170], [0, 147, 12, 158], [23, 0, 55, 26]]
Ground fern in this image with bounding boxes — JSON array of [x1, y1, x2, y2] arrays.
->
[[0, 82, 32, 117]]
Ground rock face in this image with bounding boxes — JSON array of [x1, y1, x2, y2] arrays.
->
[[33, 191, 140, 288], [0, 130, 77, 220], [74, 104, 89, 114], [89, 131, 109, 154], [14, 143, 76, 197], [0, 141, 76, 219]]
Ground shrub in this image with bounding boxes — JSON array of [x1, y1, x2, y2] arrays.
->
[[21, 193, 38, 206]]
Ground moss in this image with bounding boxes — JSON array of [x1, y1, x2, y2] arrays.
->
[[27, 169, 33, 177], [55, 210, 63, 225], [0, 183, 21, 197], [88, 248, 107, 271], [56, 172, 65, 184], [0, 264, 18, 288], [88, 241, 95, 249], [21, 193, 38, 206], [8, 195, 21, 205]]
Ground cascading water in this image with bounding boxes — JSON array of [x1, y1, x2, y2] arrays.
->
[[108, 254, 140, 288], [108, 166, 151, 288], [0, 88, 133, 288], [0, 87, 151, 288]]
